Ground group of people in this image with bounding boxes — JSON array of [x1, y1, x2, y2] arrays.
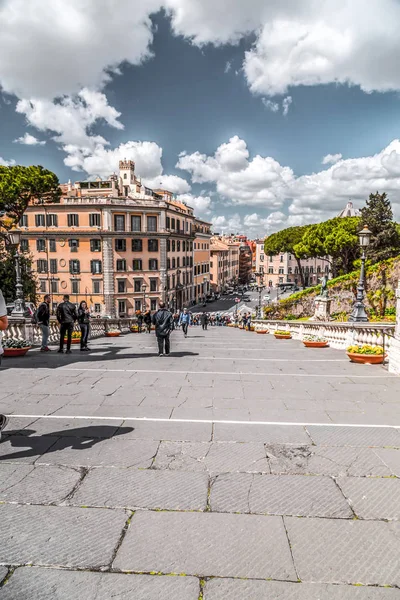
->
[[35, 294, 91, 353]]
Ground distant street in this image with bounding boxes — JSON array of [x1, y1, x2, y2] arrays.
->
[[190, 288, 295, 315]]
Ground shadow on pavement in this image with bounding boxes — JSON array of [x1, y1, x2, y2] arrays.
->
[[0, 344, 199, 370], [0, 425, 134, 461]]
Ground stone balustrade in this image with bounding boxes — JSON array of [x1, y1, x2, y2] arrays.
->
[[253, 319, 395, 352], [3, 317, 138, 346]]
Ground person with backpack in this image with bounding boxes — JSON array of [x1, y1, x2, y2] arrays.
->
[[0, 287, 9, 440], [152, 302, 173, 356], [56, 295, 78, 354], [35, 294, 51, 352], [200, 312, 209, 331]]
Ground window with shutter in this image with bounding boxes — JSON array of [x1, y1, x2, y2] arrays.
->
[[132, 259, 142, 271], [35, 214, 45, 227], [148, 239, 158, 252], [131, 215, 141, 232], [69, 260, 80, 274], [132, 239, 142, 252], [115, 239, 126, 252], [68, 214, 79, 227], [90, 239, 101, 252], [149, 259, 158, 271]]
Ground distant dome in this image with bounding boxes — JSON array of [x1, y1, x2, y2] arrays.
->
[[338, 201, 361, 218]]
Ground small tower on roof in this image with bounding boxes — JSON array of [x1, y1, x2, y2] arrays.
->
[[119, 159, 135, 196], [338, 201, 361, 218]]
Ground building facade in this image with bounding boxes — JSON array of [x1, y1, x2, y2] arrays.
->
[[193, 219, 212, 303], [21, 161, 210, 316]]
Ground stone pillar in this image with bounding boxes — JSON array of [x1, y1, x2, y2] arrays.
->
[[312, 296, 332, 321], [102, 237, 116, 317], [389, 282, 400, 374]]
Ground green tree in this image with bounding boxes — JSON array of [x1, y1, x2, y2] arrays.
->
[[0, 164, 61, 229], [360, 192, 400, 262], [0, 246, 37, 303], [264, 225, 311, 287], [294, 217, 360, 277]]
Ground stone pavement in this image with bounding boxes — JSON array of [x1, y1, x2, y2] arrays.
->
[[0, 326, 400, 598]]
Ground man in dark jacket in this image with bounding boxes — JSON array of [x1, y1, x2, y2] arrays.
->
[[200, 312, 209, 331], [37, 294, 51, 352], [152, 302, 173, 356], [56, 295, 78, 354]]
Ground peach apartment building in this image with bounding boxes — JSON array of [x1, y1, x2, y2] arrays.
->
[[193, 219, 212, 303], [21, 161, 208, 316]]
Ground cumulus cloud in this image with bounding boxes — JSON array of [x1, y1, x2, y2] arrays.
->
[[282, 95, 292, 116], [224, 61, 232, 73], [0, 157, 15, 166], [178, 193, 212, 215], [262, 98, 279, 112], [322, 153, 343, 165], [177, 135, 294, 208], [14, 133, 46, 146]]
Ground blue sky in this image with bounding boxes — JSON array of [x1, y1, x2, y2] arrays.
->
[[1, 1, 400, 237]]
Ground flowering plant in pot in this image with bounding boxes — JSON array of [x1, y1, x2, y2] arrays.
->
[[303, 334, 329, 348], [274, 329, 292, 339], [2, 338, 31, 357], [254, 324, 268, 334], [105, 327, 121, 337], [130, 324, 140, 333], [346, 344, 385, 364], [64, 330, 81, 344]]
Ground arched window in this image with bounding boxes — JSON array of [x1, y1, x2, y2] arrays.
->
[[317, 266, 321, 273], [325, 265, 329, 274], [294, 267, 299, 274], [123, 173, 127, 179], [310, 266, 313, 274]]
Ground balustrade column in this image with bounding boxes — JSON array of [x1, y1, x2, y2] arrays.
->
[[389, 282, 400, 374]]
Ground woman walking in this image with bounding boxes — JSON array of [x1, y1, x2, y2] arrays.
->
[[78, 301, 91, 351]]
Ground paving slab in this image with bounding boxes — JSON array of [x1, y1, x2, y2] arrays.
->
[[204, 579, 400, 599], [307, 426, 400, 448], [285, 516, 400, 586], [117, 420, 212, 441], [153, 441, 270, 475], [18, 418, 124, 438], [374, 448, 400, 476], [0, 566, 7, 583], [70, 467, 208, 511], [210, 473, 352, 517], [35, 437, 159, 468], [337, 476, 400, 520], [0, 504, 127, 568], [0, 568, 199, 600], [214, 423, 310, 444], [267, 445, 393, 477], [114, 510, 296, 580], [0, 463, 81, 504], [0, 435, 59, 464]]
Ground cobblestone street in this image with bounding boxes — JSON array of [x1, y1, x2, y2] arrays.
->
[[1, 327, 400, 598]]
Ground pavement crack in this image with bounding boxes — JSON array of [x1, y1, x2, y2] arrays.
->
[[247, 474, 254, 513], [61, 467, 89, 504], [331, 475, 357, 519], [109, 511, 134, 569], [282, 516, 301, 582]]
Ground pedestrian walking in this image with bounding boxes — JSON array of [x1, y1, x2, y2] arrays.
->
[[247, 312, 252, 331], [201, 312, 209, 330], [143, 310, 152, 333], [0, 287, 9, 440], [179, 308, 191, 337], [77, 301, 91, 351], [56, 295, 78, 354], [36, 294, 51, 352], [137, 311, 144, 333], [152, 302, 173, 356]]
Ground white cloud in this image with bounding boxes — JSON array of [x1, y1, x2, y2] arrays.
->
[[14, 133, 46, 146], [322, 153, 343, 165], [211, 213, 242, 233], [177, 135, 293, 208], [262, 98, 279, 112], [0, 157, 15, 166], [224, 61, 232, 73], [282, 95, 292, 116], [146, 174, 191, 194], [16, 89, 123, 149], [178, 193, 212, 215], [0, 0, 162, 100]]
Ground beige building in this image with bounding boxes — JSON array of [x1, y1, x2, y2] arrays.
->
[[193, 219, 212, 303], [21, 160, 209, 316], [209, 236, 240, 292]]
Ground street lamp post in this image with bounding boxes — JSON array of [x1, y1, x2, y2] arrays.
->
[[348, 225, 372, 323], [141, 283, 147, 312], [4, 229, 27, 317], [203, 276, 208, 306], [254, 271, 264, 317]]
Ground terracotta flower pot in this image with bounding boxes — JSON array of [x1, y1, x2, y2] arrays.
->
[[347, 352, 384, 364], [303, 341, 329, 348], [65, 338, 81, 345], [105, 332, 121, 337], [256, 331, 267, 334], [3, 347, 31, 357], [274, 334, 292, 339]]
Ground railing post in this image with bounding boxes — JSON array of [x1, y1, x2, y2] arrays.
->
[[389, 282, 400, 374]]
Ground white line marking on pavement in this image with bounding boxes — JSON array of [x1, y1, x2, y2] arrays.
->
[[190, 357, 348, 362], [60, 367, 393, 378], [6, 414, 400, 429]]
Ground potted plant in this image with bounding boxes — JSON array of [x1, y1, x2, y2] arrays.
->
[[105, 327, 121, 338], [254, 324, 268, 334], [274, 330, 292, 339], [2, 338, 31, 357], [130, 324, 140, 333], [64, 331, 81, 345], [346, 344, 385, 364], [303, 334, 329, 348]]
